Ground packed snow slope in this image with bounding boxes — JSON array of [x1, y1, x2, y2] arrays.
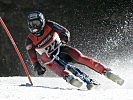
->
[[0, 74, 132, 100]]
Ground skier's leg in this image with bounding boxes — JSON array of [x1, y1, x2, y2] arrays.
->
[[60, 46, 124, 86], [40, 52, 83, 87], [45, 62, 83, 87], [60, 45, 107, 74], [40, 52, 68, 77]]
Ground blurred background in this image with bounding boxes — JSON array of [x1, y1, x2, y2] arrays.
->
[[0, 0, 133, 77]]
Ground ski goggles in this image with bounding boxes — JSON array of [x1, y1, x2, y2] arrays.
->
[[29, 20, 42, 27]]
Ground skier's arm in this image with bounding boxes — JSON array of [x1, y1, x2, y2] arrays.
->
[[25, 39, 38, 65], [47, 21, 70, 43], [25, 38, 46, 75]]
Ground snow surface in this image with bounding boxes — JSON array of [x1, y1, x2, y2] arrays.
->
[[0, 75, 133, 100]]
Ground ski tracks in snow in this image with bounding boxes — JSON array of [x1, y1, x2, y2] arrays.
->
[[0, 77, 132, 100]]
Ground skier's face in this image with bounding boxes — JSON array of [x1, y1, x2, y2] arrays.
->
[[29, 19, 42, 33]]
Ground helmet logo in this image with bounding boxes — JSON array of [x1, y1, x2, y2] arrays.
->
[[29, 13, 38, 20]]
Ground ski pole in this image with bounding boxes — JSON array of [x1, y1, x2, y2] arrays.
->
[[0, 17, 33, 85]]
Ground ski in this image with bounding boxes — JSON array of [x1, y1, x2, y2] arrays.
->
[[66, 64, 100, 90]]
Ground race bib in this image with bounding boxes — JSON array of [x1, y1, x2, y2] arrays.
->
[[35, 32, 61, 55]]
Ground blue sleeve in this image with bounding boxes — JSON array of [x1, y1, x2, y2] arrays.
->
[[46, 20, 70, 43]]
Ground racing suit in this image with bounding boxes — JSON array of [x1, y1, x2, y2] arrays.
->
[[25, 20, 106, 77]]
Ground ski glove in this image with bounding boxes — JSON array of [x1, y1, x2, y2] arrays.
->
[[33, 62, 46, 75], [59, 32, 70, 44]]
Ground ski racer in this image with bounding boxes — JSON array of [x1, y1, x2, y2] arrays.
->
[[25, 11, 110, 87]]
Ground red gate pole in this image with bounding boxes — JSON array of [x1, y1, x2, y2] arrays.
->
[[0, 17, 33, 85]]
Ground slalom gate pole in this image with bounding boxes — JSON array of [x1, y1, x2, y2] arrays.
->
[[0, 17, 33, 85]]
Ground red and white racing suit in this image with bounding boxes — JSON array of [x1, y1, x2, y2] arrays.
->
[[26, 20, 106, 77]]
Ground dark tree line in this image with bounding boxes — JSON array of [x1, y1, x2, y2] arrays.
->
[[0, 0, 133, 76]]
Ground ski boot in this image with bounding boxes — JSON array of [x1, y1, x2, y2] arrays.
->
[[86, 83, 93, 90], [63, 74, 83, 88], [86, 78, 100, 90], [103, 68, 124, 85]]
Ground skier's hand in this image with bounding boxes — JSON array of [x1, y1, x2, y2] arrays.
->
[[37, 66, 46, 75], [61, 40, 67, 44], [33, 62, 46, 75], [60, 32, 70, 44]]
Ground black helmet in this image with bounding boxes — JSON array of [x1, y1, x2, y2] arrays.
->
[[27, 11, 45, 36]]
